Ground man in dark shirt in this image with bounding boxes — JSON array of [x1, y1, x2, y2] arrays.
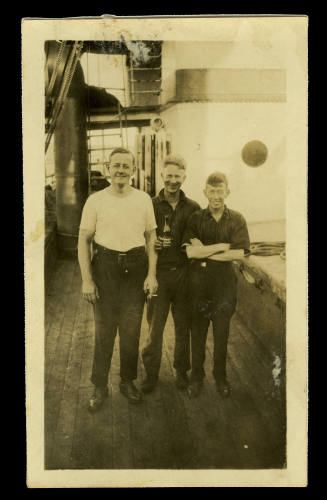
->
[[183, 172, 250, 398], [141, 154, 200, 393]]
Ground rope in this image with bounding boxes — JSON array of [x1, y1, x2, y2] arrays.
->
[[45, 42, 74, 136], [45, 41, 84, 153], [45, 40, 67, 104], [249, 241, 285, 259], [46, 43, 77, 151]]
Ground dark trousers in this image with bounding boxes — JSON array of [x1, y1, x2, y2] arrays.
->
[[91, 245, 147, 387], [189, 261, 237, 383], [142, 266, 191, 381]]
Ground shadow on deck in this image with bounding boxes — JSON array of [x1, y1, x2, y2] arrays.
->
[[45, 257, 286, 470]]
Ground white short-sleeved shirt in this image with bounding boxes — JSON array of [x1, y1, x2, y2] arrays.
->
[[79, 187, 157, 252]]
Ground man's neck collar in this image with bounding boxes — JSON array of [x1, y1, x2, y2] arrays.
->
[[206, 204, 229, 219], [108, 184, 133, 196], [159, 188, 185, 202], [164, 189, 180, 203]]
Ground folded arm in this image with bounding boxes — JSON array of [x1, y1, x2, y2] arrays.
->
[[208, 249, 245, 261], [185, 240, 231, 259], [185, 238, 244, 261]]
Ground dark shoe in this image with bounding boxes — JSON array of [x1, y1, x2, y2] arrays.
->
[[119, 379, 142, 404], [187, 380, 203, 398], [175, 371, 189, 390], [216, 379, 231, 398], [88, 386, 108, 412], [141, 377, 157, 394]]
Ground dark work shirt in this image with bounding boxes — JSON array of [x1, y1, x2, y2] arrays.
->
[[182, 205, 250, 256], [153, 189, 201, 269], [183, 206, 250, 307]]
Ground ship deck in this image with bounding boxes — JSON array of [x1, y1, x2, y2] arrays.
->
[[45, 256, 286, 470]]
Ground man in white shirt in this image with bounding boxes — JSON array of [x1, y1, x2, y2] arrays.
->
[[78, 148, 158, 411]]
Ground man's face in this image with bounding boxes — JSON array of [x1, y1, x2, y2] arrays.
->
[[107, 153, 135, 187], [161, 163, 186, 194], [204, 182, 229, 210]]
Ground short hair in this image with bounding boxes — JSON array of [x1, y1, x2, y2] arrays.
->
[[107, 147, 135, 166], [163, 154, 186, 171], [206, 171, 228, 188]]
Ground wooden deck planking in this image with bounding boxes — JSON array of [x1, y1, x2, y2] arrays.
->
[[45, 259, 75, 334], [45, 258, 286, 470], [44, 258, 60, 327], [137, 383, 175, 468], [45, 260, 77, 389], [49, 289, 88, 469], [204, 320, 286, 468], [70, 386, 110, 469], [72, 383, 114, 469], [127, 369, 155, 467], [78, 313, 94, 389], [71, 303, 114, 469], [135, 312, 178, 469], [45, 260, 81, 468], [163, 317, 243, 469], [159, 348, 196, 468], [110, 338, 134, 469], [139, 308, 197, 468], [71, 348, 114, 468]]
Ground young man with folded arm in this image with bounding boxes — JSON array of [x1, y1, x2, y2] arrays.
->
[[78, 148, 157, 411], [182, 172, 250, 398]]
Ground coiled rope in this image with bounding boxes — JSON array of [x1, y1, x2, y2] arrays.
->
[[249, 241, 286, 260]]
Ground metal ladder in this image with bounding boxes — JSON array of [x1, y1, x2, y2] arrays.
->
[[85, 48, 129, 195], [128, 42, 162, 107], [85, 42, 163, 194]]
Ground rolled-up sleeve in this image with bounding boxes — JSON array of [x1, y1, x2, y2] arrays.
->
[[230, 215, 251, 255]]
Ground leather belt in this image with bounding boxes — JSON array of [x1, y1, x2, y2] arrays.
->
[[94, 242, 145, 259]]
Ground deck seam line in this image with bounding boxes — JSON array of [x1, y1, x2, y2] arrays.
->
[[68, 300, 90, 469], [48, 262, 83, 468], [45, 261, 77, 390], [162, 336, 196, 468]]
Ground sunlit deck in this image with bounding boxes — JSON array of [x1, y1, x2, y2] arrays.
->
[[45, 256, 286, 470]]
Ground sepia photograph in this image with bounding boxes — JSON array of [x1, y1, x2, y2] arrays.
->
[[23, 16, 308, 487]]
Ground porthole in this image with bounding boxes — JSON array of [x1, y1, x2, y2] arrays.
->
[[242, 140, 268, 167]]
